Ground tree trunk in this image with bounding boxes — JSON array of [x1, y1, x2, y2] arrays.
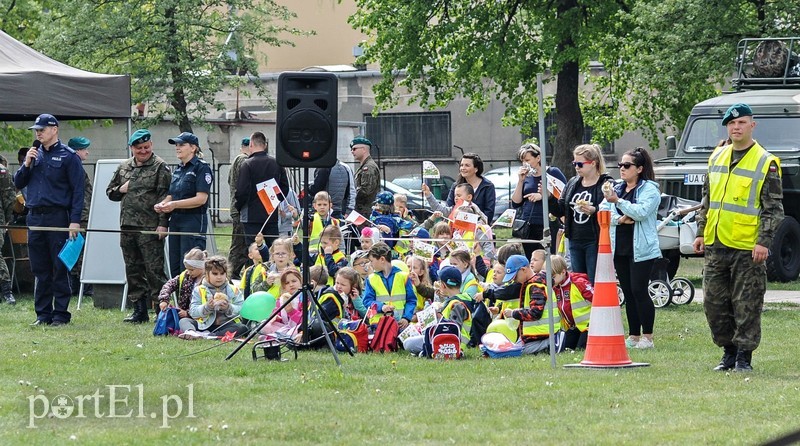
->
[[552, 58, 584, 176], [165, 6, 193, 134]]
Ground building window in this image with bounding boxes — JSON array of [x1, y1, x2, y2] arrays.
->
[[364, 112, 452, 158]]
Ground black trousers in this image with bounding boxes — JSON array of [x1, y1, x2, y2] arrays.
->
[[614, 255, 656, 336]]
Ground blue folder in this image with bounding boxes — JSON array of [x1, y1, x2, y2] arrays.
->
[[58, 233, 85, 271]]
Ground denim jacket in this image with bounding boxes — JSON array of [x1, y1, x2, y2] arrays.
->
[[600, 179, 662, 262]]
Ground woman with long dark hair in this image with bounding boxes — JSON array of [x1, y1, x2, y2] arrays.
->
[[601, 147, 661, 349], [445, 153, 496, 222]]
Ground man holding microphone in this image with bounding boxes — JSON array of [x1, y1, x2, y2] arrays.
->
[[13, 114, 85, 326]]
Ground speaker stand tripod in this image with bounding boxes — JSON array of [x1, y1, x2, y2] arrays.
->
[[226, 167, 354, 365]]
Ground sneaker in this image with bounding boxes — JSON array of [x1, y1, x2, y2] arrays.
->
[[625, 336, 639, 348], [178, 330, 203, 340], [635, 338, 655, 349]]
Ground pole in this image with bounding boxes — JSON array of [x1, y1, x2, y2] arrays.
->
[[537, 73, 557, 369]]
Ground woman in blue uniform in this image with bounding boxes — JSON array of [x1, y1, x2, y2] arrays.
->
[[155, 132, 213, 277]]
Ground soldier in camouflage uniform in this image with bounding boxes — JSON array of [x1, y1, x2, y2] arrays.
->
[[693, 103, 784, 372], [67, 137, 93, 296], [106, 129, 172, 323], [351, 136, 380, 219], [0, 156, 17, 304], [228, 137, 250, 279]]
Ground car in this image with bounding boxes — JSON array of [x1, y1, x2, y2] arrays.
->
[[380, 180, 432, 222], [483, 166, 517, 196], [390, 174, 456, 201]]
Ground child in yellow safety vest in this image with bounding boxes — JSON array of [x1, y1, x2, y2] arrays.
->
[[291, 266, 346, 346], [158, 248, 206, 317], [549, 255, 593, 350], [251, 237, 296, 299], [448, 248, 480, 299], [500, 255, 565, 355], [309, 225, 348, 286], [334, 267, 364, 319], [407, 255, 434, 311], [361, 242, 417, 331], [179, 256, 248, 339], [298, 191, 340, 256]]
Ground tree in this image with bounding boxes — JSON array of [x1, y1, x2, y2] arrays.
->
[[348, 0, 631, 171], [37, 0, 306, 133], [590, 0, 800, 148]]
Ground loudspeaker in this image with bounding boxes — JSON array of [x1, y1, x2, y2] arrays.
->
[[276, 72, 338, 168]]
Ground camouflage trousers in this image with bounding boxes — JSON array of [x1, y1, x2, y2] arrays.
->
[[702, 245, 766, 351], [0, 230, 10, 284], [121, 228, 167, 305], [228, 218, 248, 279]]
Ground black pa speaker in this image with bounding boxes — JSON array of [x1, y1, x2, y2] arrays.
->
[[276, 72, 338, 168]]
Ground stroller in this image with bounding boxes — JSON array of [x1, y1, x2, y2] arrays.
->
[[651, 195, 703, 307]]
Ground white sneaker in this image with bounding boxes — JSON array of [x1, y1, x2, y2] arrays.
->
[[636, 338, 655, 349], [625, 336, 639, 348]]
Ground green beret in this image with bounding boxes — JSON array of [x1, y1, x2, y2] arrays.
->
[[128, 129, 152, 146], [722, 103, 753, 126], [350, 136, 372, 148], [241, 137, 251, 146], [67, 137, 91, 150]]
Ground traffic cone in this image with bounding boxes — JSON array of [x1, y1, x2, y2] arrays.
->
[[565, 210, 649, 369]]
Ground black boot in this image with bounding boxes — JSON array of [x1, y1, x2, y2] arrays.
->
[[1, 281, 15, 305], [713, 345, 737, 371], [734, 350, 753, 372], [123, 299, 149, 324]]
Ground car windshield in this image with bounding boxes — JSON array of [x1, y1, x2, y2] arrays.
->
[[684, 117, 800, 153]]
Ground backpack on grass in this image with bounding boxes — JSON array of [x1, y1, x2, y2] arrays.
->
[[371, 313, 399, 353], [422, 319, 463, 359]]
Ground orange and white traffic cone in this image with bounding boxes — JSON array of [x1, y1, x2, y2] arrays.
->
[[565, 210, 649, 369]]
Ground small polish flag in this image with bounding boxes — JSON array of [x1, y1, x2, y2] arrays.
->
[[448, 199, 465, 221], [345, 210, 368, 226], [453, 211, 479, 233], [256, 179, 282, 215]]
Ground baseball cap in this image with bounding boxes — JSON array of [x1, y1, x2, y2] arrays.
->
[[168, 132, 200, 147], [28, 114, 59, 129], [721, 103, 753, 126], [67, 137, 91, 150], [128, 129, 152, 146], [438, 266, 462, 288], [503, 255, 530, 282], [351, 250, 369, 263], [241, 137, 251, 146]]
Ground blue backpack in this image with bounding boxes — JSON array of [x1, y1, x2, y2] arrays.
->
[[422, 319, 463, 359], [153, 307, 181, 336]]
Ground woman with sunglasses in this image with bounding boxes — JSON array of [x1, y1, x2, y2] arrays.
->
[[600, 148, 661, 349], [445, 153, 497, 222], [511, 143, 567, 257], [552, 144, 614, 283]]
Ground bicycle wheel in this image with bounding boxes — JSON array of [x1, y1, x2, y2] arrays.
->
[[648, 279, 672, 308], [669, 277, 695, 305], [617, 284, 625, 306]]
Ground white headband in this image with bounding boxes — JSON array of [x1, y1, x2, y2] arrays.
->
[[184, 259, 205, 269]]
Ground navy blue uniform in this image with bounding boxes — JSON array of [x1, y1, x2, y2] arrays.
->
[[13, 140, 85, 324], [167, 156, 213, 276]]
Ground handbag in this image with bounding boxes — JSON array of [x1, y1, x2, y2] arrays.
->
[[153, 307, 181, 336], [511, 208, 530, 239]]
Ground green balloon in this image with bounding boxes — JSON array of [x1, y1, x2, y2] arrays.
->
[[240, 292, 277, 321]]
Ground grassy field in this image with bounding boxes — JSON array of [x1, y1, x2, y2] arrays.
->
[[2, 283, 800, 444]]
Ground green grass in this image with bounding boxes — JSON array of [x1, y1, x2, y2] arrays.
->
[[2, 292, 799, 445]]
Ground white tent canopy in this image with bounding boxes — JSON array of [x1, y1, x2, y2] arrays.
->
[[0, 29, 130, 121]]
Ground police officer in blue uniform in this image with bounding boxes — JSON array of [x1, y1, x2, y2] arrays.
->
[[154, 132, 213, 277], [13, 114, 85, 326]]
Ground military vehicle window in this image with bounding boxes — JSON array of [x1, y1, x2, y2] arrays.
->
[[684, 118, 726, 153], [684, 117, 800, 154]]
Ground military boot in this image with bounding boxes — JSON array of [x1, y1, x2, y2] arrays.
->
[[713, 345, 737, 371], [734, 350, 753, 372], [123, 299, 149, 324], [1, 281, 15, 305]]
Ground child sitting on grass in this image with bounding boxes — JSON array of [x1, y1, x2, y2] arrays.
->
[[158, 248, 206, 318], [179, 256, 248, 339], [310, 225, 348, 285], [251, 237, 296, 298], [292, 266, 346, 346], [260, 268, 303, 339], [333, 266, 365, 319], [407, 255, 434, 311]]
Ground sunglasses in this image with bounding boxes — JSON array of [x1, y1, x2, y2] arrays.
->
[[617, 162, 637, 169], [571, 161, 589, 168]]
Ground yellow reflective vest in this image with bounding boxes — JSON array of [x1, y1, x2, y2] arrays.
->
[[520, 282, 561, 339], [308, 213, 340, 254], [705, 142, 779, 250], [441, 295, 472, 342], [562, 282, 591, 332], [314, 250, 346, 286], [367, 271, 409, 324]]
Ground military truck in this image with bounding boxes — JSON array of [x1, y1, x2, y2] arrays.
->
[[655, 37, 800, 281]]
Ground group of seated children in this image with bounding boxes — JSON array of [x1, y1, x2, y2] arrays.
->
[[157, 189, 595, 356]]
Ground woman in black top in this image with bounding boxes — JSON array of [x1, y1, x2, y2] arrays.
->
[[552, 144, 613, 283], [446, 153, 496, 223]]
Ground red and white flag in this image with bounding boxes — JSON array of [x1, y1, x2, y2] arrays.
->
[[345, 210, 368, 226], [447, 198, 465, 221], [453, 210, 479, 233], [256, 179, 282, 215]]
